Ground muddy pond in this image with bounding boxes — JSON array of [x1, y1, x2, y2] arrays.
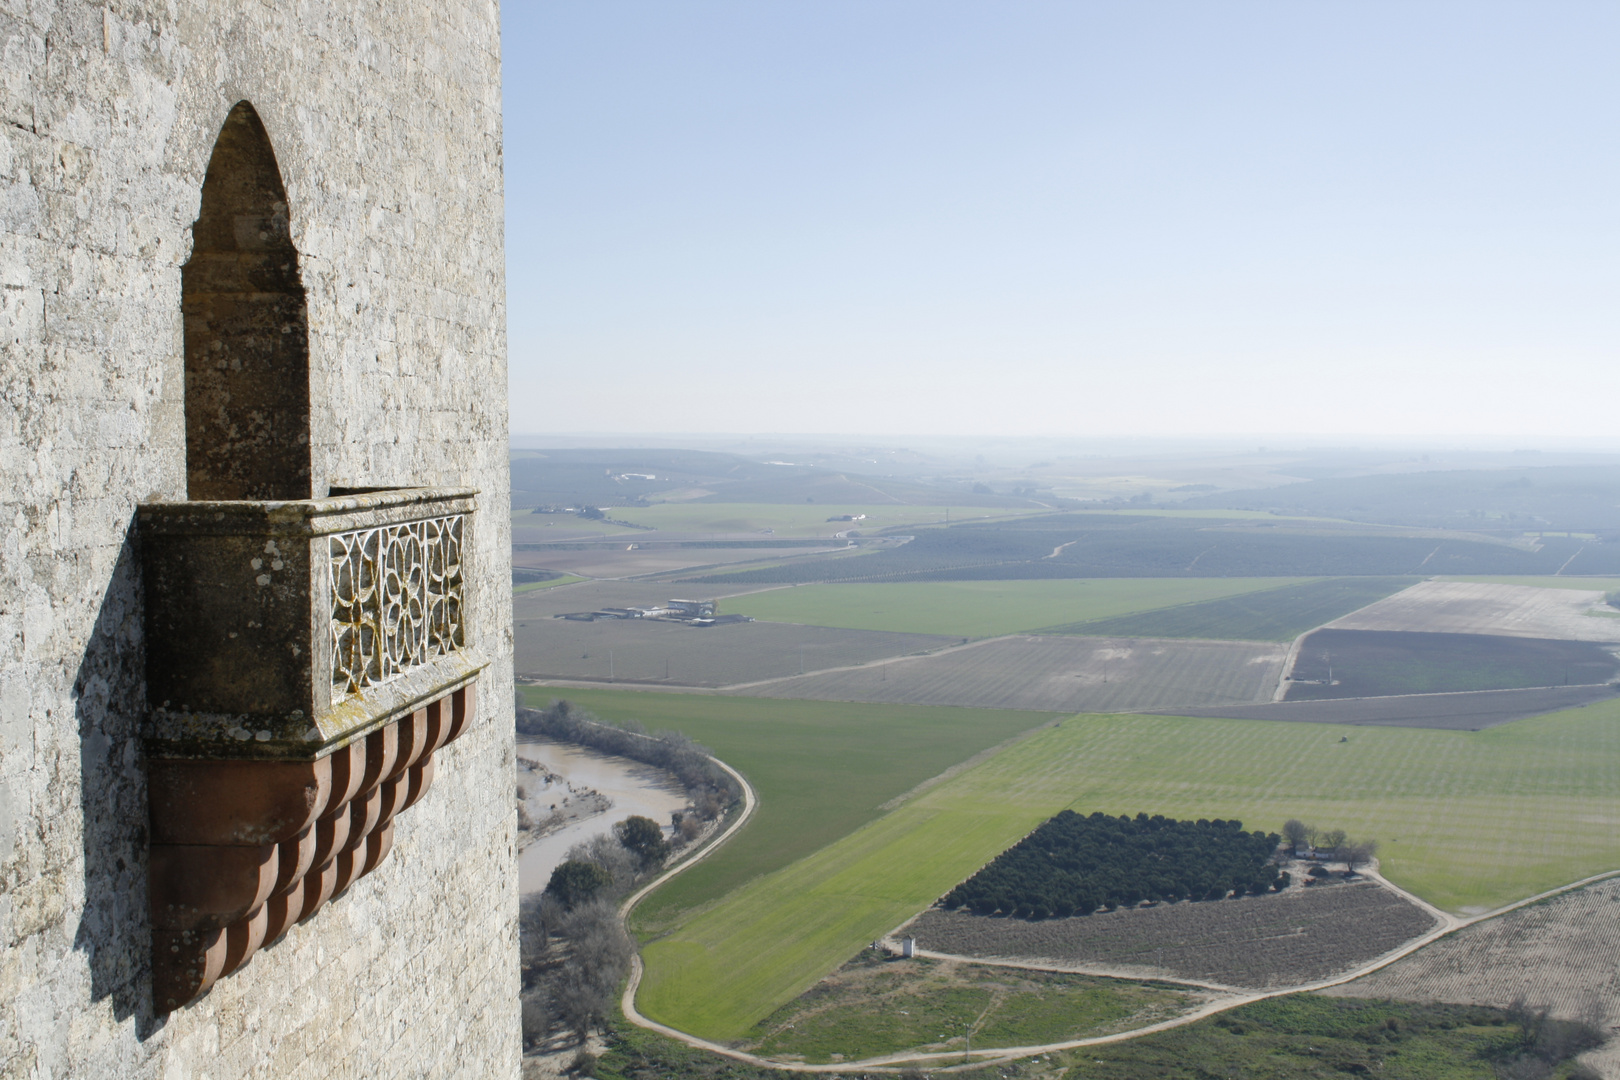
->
[[516, 739, 688, 894]]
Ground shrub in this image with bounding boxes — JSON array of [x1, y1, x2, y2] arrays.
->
[[614, 814, 669, 870], [545, 860, 612, 910]]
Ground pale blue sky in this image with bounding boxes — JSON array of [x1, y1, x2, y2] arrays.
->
[[503, 2, 1619, 441]]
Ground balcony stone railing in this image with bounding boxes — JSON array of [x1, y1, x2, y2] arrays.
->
[[137, 488, 487, 1010]]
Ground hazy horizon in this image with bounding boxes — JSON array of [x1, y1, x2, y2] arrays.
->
[[503, 3, 1619, 441]]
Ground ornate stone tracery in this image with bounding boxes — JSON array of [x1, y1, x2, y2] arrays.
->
[[330, 514, 465, 701]]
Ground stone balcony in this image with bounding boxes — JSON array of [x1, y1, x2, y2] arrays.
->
[[136, 488, 488, 1010]]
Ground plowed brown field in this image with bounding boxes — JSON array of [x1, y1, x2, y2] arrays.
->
[[1329, 580, 1620, 642], [733, 635, 1286, 712], [1326, 876, 1620, 1019]]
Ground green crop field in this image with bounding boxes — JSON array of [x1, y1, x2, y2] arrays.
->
[[1288, 629, 1620, 698], [637, 700, 1620, 1040], [517, 687, 1059, 932], [725, 578, 1306, 639], [1048, 576, 1416, 641], [603, 502, 1032, 538]]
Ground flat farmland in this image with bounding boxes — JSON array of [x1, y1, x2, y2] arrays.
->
[[1330, 579, 1620, 642], [735, 635, 1287, 712], [1164, 684, 1620, 730], [1050, 576, 1414, 642], [909, 879, 1438, 989], [517, 687, 1059, 935], [509, 516, 641, 544], [605, 502, 1020, 537], [1286, 629, 1620, 700], [636, 701, 1620, 1039], [1326, 877, 1620, 1075], [726, 578, 1304, 638], [515, 617, 955, 687], [512, 543, 844, 579], [512, 574, 584, 595]]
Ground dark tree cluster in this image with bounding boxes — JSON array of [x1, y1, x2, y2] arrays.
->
[[517, 698, 742, 819], [943, 811, 1282, 918]]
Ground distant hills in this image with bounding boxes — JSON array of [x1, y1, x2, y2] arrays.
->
[[1183, 465, 1620, 535], [507, 448, 1051, 510]]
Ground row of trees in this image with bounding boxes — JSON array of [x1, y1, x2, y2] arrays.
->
[[1282, 819, 1379, 872], [944, 812, 1284, 919], [516, 698, 741, 821], [522, 816, 673, 1053]]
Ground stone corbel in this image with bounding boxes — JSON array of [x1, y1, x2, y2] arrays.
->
[[148, 682, 476, 1011]]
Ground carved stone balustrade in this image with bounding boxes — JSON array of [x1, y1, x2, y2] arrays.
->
[[137, 488, 488, 1011]]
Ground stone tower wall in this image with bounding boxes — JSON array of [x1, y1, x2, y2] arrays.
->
[[0, 3, 517, 1077]]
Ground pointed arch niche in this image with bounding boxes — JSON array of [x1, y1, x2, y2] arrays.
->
[[183, 101, 312, 501]]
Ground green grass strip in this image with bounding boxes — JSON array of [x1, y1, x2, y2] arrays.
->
[[519, 687, 1059, 931], [725, 578, 1308, 638]]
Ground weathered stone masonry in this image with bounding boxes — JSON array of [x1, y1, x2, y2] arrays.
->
[[1, 3, 518, 1078]]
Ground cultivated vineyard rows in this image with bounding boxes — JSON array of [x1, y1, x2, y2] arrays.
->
[[1327, 878, 1620, 1021], [908, 880, 1439, 989]]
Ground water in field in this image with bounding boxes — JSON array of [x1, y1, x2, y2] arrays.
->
[[516, 739, 688, 894]]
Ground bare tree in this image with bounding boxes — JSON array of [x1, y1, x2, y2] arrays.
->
[[553, 900, 633, 1044], [1343, 840, 1379, 873], [519, 891, 561, 966], [564, 834, 639, 895], [1318, 828, 1347, 854], [1282, 819, 1309, 849]]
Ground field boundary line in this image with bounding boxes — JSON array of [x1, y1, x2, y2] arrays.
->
[[1269, 578, 1428, 702], [874, 715, 1067, 812], [1274, 630, 1308, 701], [715, 633, 1015, 691]]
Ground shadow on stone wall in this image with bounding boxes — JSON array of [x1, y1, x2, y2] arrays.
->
[[73, 519, 162, 1037]]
